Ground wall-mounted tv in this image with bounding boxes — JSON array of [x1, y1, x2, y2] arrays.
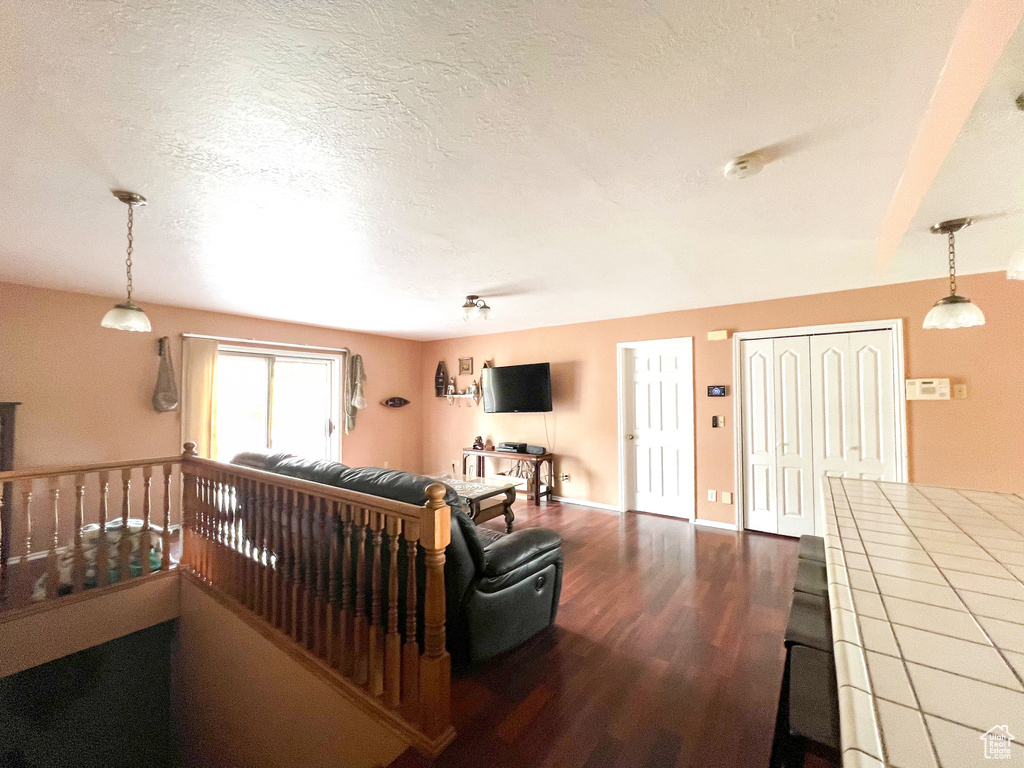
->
[[482, 363, 553, 413]]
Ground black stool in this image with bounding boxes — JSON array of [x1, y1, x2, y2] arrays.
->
[[798, 535, 826, 563]]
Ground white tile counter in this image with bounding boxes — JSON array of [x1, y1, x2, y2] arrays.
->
[[823, 477, 1024, 768]]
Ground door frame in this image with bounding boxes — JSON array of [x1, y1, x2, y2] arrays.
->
[[616, 337, 696, 517], [731, 319, 907, 531]]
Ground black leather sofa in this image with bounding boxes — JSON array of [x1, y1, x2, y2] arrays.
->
[[231, 452, 564, 665]]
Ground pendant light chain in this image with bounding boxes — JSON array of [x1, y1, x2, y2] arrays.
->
[[125, 203, 135, 302], [947, 230, 957, 296]]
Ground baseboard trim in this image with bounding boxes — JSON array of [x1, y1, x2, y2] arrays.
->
[[551, 496, 622, 513], [692, 518, 739, 531]]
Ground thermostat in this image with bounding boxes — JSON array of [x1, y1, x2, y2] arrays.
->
[[906, 379, 950, 400], [707, 386, 729, 397]]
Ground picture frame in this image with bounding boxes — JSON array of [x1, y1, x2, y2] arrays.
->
[[458, 357, 473, 375]]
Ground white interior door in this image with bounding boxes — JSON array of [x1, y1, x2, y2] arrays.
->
[[741, 339, 777, 532], [623, 340, 695, 518], [774, 337, 816, 537], [810, 330, 898, 522]]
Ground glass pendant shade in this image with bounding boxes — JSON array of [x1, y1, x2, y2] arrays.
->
[[103, 191, 151, 332], [922, 295, 985, 329], [101, 301, 152, 332], [924, 218, 984, 329], [476, 304, 491, 320], [1008, 247, 1024, 280]]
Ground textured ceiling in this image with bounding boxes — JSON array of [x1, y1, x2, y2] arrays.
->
[[892, 20, 1024, 293], [0, 0, 988, 339]]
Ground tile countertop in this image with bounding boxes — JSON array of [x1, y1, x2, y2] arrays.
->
[[824, 477, 1024, 768]]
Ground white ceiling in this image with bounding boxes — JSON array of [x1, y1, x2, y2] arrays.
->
[[1, 0, 1007, 341], [892, 21, 1024, 291]]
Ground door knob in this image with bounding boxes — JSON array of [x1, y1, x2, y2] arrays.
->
[[626, 434, 635, 440]]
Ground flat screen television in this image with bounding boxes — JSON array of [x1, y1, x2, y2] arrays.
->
[[482, 363, 553, 413]]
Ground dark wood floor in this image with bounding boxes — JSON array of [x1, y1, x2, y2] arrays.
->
[[393, 501, 799, 768]]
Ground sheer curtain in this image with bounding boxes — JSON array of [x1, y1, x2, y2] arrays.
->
[[180, 337, 219, 458]]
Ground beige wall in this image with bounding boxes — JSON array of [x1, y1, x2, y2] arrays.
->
[[421, 272, 1024, 524], [4, 274, 1022, 530], [175, 578, 409, 768], [0, 281, 424, 473]]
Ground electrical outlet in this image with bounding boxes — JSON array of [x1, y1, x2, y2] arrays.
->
[[708, 489, 717, 502], [953, 384, 968, 399], [560, 473, 571, 482], [721, 491, 733, 504]]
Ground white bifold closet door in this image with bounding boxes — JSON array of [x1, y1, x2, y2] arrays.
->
[[740, 337, 815, 536], [741, 329, 898, 536], [810, 330, 898, 493]]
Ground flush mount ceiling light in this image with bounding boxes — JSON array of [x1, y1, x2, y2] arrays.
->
[[101, 191, 152, 332], [923, 218, 985, 329], [460, 295, 491, 322]]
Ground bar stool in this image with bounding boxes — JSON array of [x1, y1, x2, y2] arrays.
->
[[798, 535, 826, 563]]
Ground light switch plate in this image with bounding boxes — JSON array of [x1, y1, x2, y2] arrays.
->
[[708, 490, 717, 502], [721, 491, 733, 504]]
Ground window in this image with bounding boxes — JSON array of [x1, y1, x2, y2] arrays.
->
[[214, 349, 342, 463]]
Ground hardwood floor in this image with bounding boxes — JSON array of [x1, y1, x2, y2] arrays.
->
[[393, 501, 799, 768]]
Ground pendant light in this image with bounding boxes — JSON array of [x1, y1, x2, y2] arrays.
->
[[923, 218, 985, 329], [101, 191, 152, 332], [460, 295, 491, 322], [1007, 246, 1024, 280]]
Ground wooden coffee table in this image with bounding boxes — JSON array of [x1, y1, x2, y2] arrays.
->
[[434, 475, 517, 532]]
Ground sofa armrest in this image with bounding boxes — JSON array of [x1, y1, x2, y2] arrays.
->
[[483, 528, 562, 577]]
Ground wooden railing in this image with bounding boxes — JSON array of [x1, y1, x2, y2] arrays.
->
[[181, 444, 454, 753], [0, 456, 179, 608], [0, 444, 455, 753]]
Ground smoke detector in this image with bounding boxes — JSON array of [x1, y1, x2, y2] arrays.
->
[[724, 153, 764, 180]]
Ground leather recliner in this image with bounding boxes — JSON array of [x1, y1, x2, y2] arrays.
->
[[231, 452, 564, 665]]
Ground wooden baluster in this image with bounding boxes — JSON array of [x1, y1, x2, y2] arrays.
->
[[314, 498, 327, 656], [385, 516, 402, 708], [181, 445, 199, 573], [45, 482, 60, 599], [235, 476, 246, 603], [18, 481, 33, 602], [282, 489, 294, 634], [248, 478, 259, 610], [196, 476, 207, 578], [301, 493, 314, 648], [212, 475, 223, 589], [246, 478, 258, 611], [235, 476, 246, 601], [118, 468, 132, 583], [140, 467, 153, 577], [161, 465, 172, 571], [209, 475, 220, 586], [96, 472, 110, 588], [291, 493, 304, 643], [225, 474, 237, 598], [368, 511, 385, 696], [72, 474, 86, 593], [419, 484, 452, 738], [402, 519, 421, 723], [261, 483, 273, 621], [340, 504, 354, 677], [353, 508, 368, 685], [326, 502, 340, 667], [272, 486, 284, 629]]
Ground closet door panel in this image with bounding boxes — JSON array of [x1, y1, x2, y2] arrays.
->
[[741, 339, 777, 533], [849, 330, 898, 480], [774, 337, 815, 537]]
